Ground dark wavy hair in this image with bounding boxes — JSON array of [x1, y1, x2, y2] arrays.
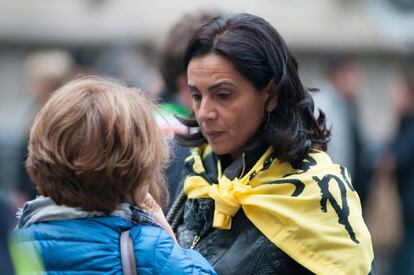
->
[[176, 13, 330, 164]]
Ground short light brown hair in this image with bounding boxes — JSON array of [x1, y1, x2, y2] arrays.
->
[[26, 76, 169, 213]]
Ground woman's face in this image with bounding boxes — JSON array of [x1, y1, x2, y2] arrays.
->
[[187, 54, 270, 159]]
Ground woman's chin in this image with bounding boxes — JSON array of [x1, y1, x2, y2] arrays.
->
[[210, 145, 229, 156]]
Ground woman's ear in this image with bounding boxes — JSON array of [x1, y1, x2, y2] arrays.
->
[[265, 79, 278, 112], [266, 96, 277, 112]]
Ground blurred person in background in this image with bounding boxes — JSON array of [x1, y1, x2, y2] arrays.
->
[[168, 13, 375, 274], [0, 197, 16, 275], [377, 64, 414, 275], [11, 76, 216, 274], [156, 10, 220, 205], [16, 50, 75, 203], [313, 57, 373, 208]]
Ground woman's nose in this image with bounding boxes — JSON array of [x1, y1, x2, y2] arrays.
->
[[197, 99, 218, 121]]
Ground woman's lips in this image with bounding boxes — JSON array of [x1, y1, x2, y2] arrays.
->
[[205, 131, 224, 141]]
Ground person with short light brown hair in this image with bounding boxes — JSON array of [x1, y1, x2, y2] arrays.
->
[[13, 76, 216, 274], [27, 76, 168, 213]]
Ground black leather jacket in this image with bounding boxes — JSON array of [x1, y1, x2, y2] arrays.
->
[[167, 142, 311, 275]]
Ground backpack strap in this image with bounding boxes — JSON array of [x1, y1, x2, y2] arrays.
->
[[120, 230, 137, 275]]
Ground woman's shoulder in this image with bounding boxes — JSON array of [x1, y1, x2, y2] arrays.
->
[[130, 224, 216, 274]]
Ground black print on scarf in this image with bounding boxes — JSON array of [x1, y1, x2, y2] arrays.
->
[[253, 151, 318, 181], [258, 152, 278, 173], [283, 153, 318, 178], [186, 153, 218, 183], [267, 179, 305, 197], [250, 153, 276, 181], [312, 173, 359, 244], [262, 153, 316, 196], [291, 150, 318, 172]]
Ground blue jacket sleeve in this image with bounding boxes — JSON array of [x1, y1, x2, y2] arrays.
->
[[131, 225, 216, 275]]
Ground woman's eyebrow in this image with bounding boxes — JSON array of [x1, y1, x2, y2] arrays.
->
[[188, 81, 238, 92], [207, 81, 238, 91], [187, 84, 199, 92]]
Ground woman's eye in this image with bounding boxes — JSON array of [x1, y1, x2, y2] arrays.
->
[[191, 93, 202, 101], [217, 93, 231, 99]]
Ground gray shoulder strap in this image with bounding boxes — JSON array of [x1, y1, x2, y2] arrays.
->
[[120, 230, 137, 275]]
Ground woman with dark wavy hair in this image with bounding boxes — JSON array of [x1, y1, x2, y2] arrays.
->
[[167, 13, 375, 274]]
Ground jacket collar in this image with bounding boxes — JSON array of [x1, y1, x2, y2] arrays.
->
[[17, 196, 156, 229], [220, 139, 268, 180]]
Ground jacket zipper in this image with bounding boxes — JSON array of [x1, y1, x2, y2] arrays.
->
[[239, 152, 246, 178], [190, 235, 201, 249]]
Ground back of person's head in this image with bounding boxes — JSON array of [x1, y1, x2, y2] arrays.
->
[[178, 13, 330, 164], [394, 62, 414, 115], [324, 56, 361, 100], [25, 50, 74, 104], [158, 10, 220, 96], [401, 63, 414, 96], [26, 76, 169, 213]]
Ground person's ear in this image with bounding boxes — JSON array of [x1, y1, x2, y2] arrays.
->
[[264, 79, 277, 112], [266, 96, 277, 112]]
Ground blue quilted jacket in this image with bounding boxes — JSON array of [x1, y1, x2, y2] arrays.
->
[[12, 197, 216, 274]]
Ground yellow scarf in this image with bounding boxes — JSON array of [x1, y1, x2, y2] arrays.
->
[[184, 145, 374, 275]]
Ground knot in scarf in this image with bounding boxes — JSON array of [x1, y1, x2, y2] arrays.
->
[[184, 174, 252, 229]]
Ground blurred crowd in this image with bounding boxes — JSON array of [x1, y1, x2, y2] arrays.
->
[[0, 8, 413, 275]]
